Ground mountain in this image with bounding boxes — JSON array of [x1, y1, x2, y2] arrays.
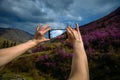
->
[[56, 7, 120, 38], [56, 7, 120, 53], [80, 7, 120, 33], [0, 28, 33, 43]]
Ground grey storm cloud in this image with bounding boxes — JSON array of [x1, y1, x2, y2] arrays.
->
[[44, 0, 74, 11], [0, 0, 53, 23], [0, 0, 120, 35]]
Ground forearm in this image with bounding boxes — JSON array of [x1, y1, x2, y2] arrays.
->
[[69, 41, 89, 80], [0, 40, 37, 66]]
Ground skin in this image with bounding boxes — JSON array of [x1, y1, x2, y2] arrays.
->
[[0, 23, 89, 80], [0, 24, 50, 67], [66, 23, 89, 80]]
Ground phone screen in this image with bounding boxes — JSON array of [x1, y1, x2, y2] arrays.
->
[[49, 29, 67, 39]]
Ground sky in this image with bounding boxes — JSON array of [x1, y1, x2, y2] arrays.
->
[[0, 0, 120, 38]]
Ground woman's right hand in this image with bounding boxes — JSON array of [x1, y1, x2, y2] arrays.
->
[[66, 23, 83, 46]]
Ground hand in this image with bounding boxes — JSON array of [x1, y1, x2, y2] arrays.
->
[[33, 24, 51, 44], [66, 23, 83, 45]]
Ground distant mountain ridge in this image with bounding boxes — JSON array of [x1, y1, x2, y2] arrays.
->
[[0, 28, 33, 43]]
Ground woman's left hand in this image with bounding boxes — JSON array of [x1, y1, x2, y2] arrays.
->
[[33, 24, 51, 44]]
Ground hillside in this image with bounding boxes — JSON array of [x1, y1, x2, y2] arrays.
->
[[79, 7, 120, 53], [80, 7, 120, 33], [0, 28, 33, 43], [56, 7, 120, 54], [57, 7, 120, 37], [0, 7, 120, 80]]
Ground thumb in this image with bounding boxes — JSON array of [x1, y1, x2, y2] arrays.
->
[[66, 39, 71, 43], [43, 38, 50, 42], [66, 39, 69, 42]]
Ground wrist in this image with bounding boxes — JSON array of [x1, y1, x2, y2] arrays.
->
[[73, 40, 84, 49], [73, 40, 83, 46], [28, 39, 39, 46], [73, 41, 86, 56]]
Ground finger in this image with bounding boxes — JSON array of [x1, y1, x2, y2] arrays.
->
[[66, 30, 72, 43], [68, 26, 77, 39], [69, 25, 75, 30], [67, 26, 75, 39], [44, 38, 50, 41], [69, 26, 77, 34], [76, 23, 82, 39], [66, 28, 71, 39], [36, 24, 41, 31], [76, 23, 80, 32], [42, 27, 51, 34], [41, 24, 50, 31], [67, 27, 72, 35], [76, 23, 80, 36], [69, 26, 76, 31], [42, 38, 50, 42], [65, 39, 70, 43]]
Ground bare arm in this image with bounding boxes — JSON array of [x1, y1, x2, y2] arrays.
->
[[67, 23, 89, 80], [0, 24, 50, 67]]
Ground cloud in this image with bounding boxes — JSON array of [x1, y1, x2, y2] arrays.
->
[[0, 23, 12, 28], [50, 30, 65, 38], [0, 0, 54, 23], [0, 0, 120, 36], [44, 0, 74, 12], [47, 22, 66, 29], [66, 14, 82, 21]]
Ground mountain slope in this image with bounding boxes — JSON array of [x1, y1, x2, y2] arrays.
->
[[0, 28, 33, 43], [56, 7, 120, 53], [80, 7, 120, 32]]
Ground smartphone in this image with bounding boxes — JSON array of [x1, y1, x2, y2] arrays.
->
[[49, 29, 67, 39]]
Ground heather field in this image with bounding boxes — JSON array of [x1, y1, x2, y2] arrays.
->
[[0, 24, 120, 80]]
